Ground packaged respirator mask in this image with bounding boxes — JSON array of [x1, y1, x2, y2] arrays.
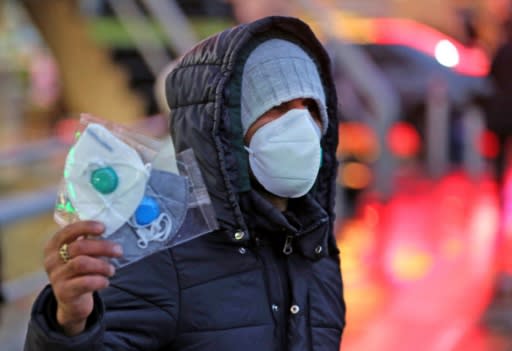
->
[[54, 115, 218, 268]]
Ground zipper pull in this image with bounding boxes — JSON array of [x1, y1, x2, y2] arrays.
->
[[283, 235, 294, 255]]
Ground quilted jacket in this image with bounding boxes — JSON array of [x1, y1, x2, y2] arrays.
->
[[24, 16, 346, 351]]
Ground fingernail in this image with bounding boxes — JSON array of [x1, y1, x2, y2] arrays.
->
[[113, 245, 123, 255], [94, 223, 105, 232], [109, 265, 116, 276]]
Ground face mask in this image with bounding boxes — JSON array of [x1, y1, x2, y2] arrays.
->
[[107, 169, 189, 267], [245, 109, 322, 198], [64, 123, 151, 236], [127, 170, 188, 249]]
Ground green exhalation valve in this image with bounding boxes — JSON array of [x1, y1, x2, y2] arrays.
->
[[90, 166, 119, 194]]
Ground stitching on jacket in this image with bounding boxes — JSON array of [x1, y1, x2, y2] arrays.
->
[[176, 62, 223, 70], [181, 267, 261, 290], [107, 283, 178, 322], [172, 100, 214, 109], [109, 251, 178, 325], [179, 322, 272, 334]]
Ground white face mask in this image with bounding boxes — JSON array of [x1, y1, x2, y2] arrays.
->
[[64, 123, 150, 236], [245, 108, 322, 198]]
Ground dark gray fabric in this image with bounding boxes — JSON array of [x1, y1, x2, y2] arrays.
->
[[108, 169, 189, 268], [24, 16, 345, 351]]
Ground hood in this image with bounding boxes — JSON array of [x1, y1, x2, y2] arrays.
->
[[165, 16, 339, 241]]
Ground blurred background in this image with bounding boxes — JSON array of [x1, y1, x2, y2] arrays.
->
[[1, 0, 512, 350]]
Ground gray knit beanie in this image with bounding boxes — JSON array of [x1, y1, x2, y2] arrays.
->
[[241, 39, 328, 136]]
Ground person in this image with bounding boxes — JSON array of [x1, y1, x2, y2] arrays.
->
[[24, 16, 346, 350]]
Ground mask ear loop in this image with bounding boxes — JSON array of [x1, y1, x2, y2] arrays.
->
[[127, 187, 176, 249], [128, 212, 172, 249]]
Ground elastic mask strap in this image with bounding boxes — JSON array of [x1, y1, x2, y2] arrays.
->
[[128, 212, 173, 249]]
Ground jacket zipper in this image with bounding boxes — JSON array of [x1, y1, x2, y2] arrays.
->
[[254, 234, 290, 351], [282, 235, 294, 255]]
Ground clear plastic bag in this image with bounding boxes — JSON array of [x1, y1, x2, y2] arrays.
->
[[54, 115, 218, 268]]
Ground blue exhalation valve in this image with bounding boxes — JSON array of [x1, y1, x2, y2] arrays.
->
[[90, 166, 119, 194], [135, 196, 161, 226]]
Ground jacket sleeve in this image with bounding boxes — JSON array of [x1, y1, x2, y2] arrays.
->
[[24, 250, 179, 351]]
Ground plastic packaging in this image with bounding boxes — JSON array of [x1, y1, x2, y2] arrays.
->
[[54, 115, 218, 268]]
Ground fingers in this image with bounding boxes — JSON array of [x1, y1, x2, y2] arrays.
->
[[42, 220, 122, 335], [44, 221, 106, 267], [55, 274, 111, 305], [69, 238, 123, 260], [55, 255, 115, 280], [44, 236, 122, 273], [49, 255, 115, 292], [53, 221, 105, 247]]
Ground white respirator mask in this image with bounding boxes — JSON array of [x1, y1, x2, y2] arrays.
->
[[63, 123, 151, 236], [245, 109, 322, 198]]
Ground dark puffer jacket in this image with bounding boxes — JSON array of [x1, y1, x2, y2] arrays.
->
[[24, 16, 346, 351]]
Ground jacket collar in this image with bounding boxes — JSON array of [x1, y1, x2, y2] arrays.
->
[[238, 190, 330, 260]]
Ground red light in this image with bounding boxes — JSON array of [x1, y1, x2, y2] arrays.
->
[[337, 170, 500, 351], [387, 122, 421, 158], [477, 130, 499, 159], [373, 18, 490, 77]]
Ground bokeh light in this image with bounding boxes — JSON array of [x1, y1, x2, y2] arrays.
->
[[387, 122, 421, 158], [435, 39, 460, 68]]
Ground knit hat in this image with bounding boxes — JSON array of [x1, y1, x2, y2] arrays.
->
[[241, 39, 328, 136]]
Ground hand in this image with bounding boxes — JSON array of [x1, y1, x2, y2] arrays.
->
[[43, 221, 123, 336]]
